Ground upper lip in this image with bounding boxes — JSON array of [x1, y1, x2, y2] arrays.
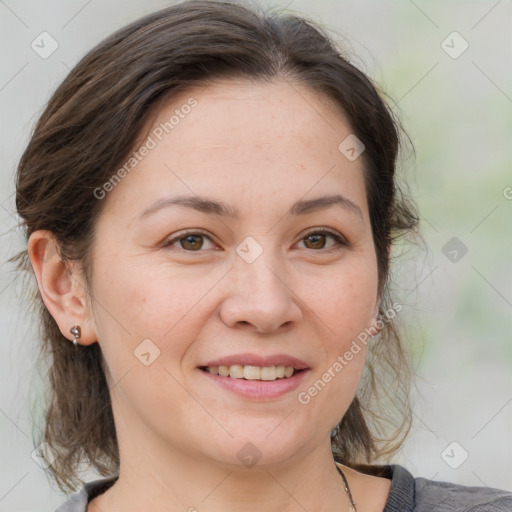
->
[[201, 353, 310, 370]]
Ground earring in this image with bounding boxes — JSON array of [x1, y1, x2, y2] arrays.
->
[[70, 325, 81, 346]]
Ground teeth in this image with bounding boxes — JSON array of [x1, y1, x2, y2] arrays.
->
[[260, 366, 276, 380], [218, 365, 229, 376], [204, 365, 297, 380], [230, 365, 244, 379], [243, 365, 261, 380]]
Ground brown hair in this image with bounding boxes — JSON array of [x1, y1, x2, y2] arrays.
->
[[11, 0, 420, 493]]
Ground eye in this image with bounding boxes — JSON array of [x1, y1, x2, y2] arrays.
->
[[162, 228, 348, 253], [296, 229, 347, 251], [163, 231, 217, 251]]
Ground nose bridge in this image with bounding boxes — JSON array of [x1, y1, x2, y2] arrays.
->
[[237, 237, 290, 302], [220, 235, 302, 332]]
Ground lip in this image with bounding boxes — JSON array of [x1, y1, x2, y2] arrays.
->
[[198, 367, 310, 400], [201, 353, 310, 370]]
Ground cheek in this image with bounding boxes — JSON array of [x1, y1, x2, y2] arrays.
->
[[298, 257, 378, 339], [89, 260, 200, 423], [92, 247, 168, 329], [295, 255, 377, 409], [295, 265, 374, 427], [89, 252, 220, 368]]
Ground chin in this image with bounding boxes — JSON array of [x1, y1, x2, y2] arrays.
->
[[196, 427, 309, 470]]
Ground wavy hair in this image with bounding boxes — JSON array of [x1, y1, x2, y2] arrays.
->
[[11, 0, 421, 492]]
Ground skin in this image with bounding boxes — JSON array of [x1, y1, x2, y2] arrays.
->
[[28, 79, 391, 511]]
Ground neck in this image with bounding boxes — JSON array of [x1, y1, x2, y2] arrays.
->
[[89, 428, 353, 512]]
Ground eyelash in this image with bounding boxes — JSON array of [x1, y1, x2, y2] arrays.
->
[[162, 228, 348, 253]]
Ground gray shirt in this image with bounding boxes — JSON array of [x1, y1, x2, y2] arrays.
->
[[53, 464, 512, 511]]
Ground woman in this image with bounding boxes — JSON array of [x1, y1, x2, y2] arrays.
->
[[11, 1, 512, 511]]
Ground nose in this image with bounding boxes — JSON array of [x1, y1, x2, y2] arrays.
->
[[219, 250, 303, 335]]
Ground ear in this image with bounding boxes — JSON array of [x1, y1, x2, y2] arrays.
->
[[27, 230, 97, 346]]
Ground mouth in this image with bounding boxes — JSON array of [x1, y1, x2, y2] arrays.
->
[[197, 355, 310, 400], [198, 364, 306, 381]]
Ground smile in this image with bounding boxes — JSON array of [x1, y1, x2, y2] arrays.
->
[[198, 366, 309, 400], [199, 364, 300, 381]]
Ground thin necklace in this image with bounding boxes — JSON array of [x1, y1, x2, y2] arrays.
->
[[336, 464, 357, 512]]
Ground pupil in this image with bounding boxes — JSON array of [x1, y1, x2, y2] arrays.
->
[[307, 234, 325, 249], [183, 235, 202, 250]]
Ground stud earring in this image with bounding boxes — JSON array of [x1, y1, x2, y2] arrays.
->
[[70, 325, 81, 346]]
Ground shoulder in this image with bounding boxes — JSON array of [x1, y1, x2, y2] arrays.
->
[[53, 476, 118, 512], [414, 473, 512, 512], [53, 488, 88, 512], [351, 463, 512, 512]]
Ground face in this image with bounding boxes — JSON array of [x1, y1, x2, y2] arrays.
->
[[86, 79, 380, 468]]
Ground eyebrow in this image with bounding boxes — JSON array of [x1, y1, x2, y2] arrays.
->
[[136, 193, 363, 222]]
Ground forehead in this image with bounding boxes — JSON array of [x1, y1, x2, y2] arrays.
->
[[147, 78, 349, 144], [104, 78, 368, 222]]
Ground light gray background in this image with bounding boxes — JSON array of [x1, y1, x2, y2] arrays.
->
[[1, 1, 511, 510]]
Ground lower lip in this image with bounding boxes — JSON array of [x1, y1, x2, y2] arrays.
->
[[198, 368, 310, 400]]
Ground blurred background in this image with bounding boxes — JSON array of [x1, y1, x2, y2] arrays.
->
[[0, 0, 511, 509]]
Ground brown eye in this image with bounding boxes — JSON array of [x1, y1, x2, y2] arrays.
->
[[298, 230, 347, 251], [179, 234, 204, 251], [303, 233, 328, 249], [163, 232, 216, 251]]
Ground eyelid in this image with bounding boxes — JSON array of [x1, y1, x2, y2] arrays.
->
[[300, 227, 346, 240]]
